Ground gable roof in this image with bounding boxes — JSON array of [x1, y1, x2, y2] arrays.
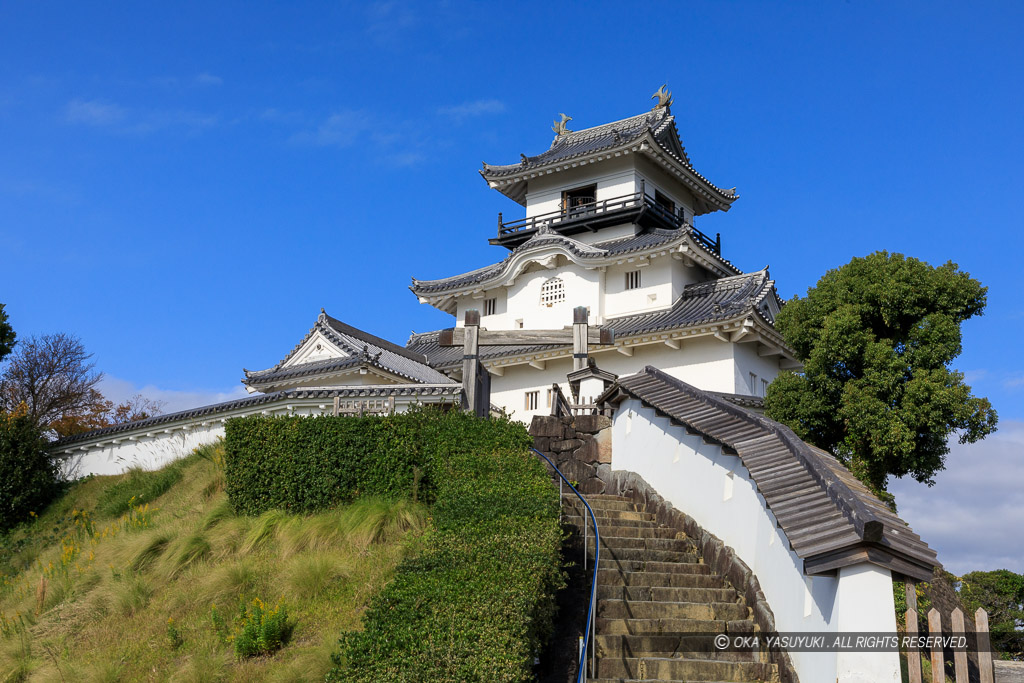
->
[[244, 311, 454, 389], [480, 106, 737, 213], [411, 227, 740, 305], [407, 269, 789, 371], [601, 366, 938, 581]]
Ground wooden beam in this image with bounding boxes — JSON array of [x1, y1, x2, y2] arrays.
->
[[572, 306, 587, 371], [489, 365, 504, 377], [664, 339, 681, 349], [462, 310, 480, 414], [529, 360, 546, 370], [617, 346, 633, 356], [439, 327, 613, 347]]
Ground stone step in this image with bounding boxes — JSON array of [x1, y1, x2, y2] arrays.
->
[[563, 497, 639, 512], [595, 634, 765, 663], [580, 525, 683, 540], [599, 599, 750, 622], [597, 585, 740, 605], [599, 558, 706, 574], [599, 655, 778, 682], [598, 570, 727, 589], [586, 536, 695, 553], [565, 514, 660, 528], [564, 509, 656, 522], [594, 547, 701, 564], [597, 616, 729, 636]]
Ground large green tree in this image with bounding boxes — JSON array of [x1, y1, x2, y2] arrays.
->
[[0, 303, 14, 363], [958, 569, 1024, 658], [765, 252, 997, 499]]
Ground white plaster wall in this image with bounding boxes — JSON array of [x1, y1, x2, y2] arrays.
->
[[60, 395, 454, 478], [603, 257, 674, 318], [524, 158, 637, 218], [487, 336, 743, 420], [503, 263, 601, 330], [635, 154, 697, 220], [835, 564, 901, 682], [610, 399, 900, 683], [732, 342, 785, 396]]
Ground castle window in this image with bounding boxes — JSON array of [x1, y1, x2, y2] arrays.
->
[[655, 189, 676, 216], [525, 391, 539, 411], [749, 372, 758, 395], [625, 270, 642, 290], [540, 277, 565, 306], [762, 379, 769, 398], [483, 298, 496, 316], [562, 184, 596, 214]]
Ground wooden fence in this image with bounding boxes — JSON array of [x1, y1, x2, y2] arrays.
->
[[905, 581, 995, 683]]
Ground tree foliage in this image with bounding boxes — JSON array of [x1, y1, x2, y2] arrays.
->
[[958, 570, 1024, 658], [0, 406, 59, 531], [765, 252, 998, 497], [49, 392, 165, 438], [0, 333, 103, 431], [0, 303, 14, 364]]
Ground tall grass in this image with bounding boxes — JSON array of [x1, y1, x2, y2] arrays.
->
[[0, 443, 426, 681]]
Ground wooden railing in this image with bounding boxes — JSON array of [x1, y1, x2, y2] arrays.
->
[[495, 190, 721, 254], [904, 580, 996, 683], [331, 396, 395, 417]]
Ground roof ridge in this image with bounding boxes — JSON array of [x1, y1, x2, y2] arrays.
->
[[323, 314, 429, 364]]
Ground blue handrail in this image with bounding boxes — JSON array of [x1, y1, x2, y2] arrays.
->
[[530, 447, 600, 683]]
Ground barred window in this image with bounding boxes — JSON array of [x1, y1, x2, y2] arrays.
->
[[625, 270, 642, 290], [540, 277, 565, 306], [525, 391, 539, 410], [483, 298, 497, 316]]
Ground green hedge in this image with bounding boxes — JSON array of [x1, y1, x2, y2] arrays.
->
[[223, 408, 531, 515], [328, 445, 564, 682]]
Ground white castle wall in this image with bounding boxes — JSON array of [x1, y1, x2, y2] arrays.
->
[[611, 399, 901, 683]]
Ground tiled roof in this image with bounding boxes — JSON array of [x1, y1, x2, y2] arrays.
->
[[411, 228, 739, 296], [52, 385, 462, 447], [244, 312, 454, 387], [604, 367, 938, 580], [480, 107, 736, 209], [407, 269, 779, 370]]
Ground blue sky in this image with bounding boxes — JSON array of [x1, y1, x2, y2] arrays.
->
[[1, 2, 1022, 573]]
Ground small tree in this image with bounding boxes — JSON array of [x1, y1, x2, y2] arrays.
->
[[0, 406, 58, 531], [765, 252, 998, 501], [0, 303, 14, 364], [958, 569, 1024, 659], [0, 333, 102, 431], [50, 392, 165, 438]]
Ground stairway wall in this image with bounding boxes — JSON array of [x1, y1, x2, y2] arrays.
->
[[602, 399, 902, 683]]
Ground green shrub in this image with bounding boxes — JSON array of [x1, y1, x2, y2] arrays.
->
[[328, 446, 564, 682], [0, 410, 59, 532], [223, 407, 530, 515], [233, 597, 293, 658]]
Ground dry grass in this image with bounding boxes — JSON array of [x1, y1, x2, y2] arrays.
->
[[0, 442, 427, 681]]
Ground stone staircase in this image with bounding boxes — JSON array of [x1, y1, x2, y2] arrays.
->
[[563, 494, 779, 683]]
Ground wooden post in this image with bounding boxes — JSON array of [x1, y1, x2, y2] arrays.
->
[[332, 396, 340, 417], [906, 606, 922, 683], [951, 608, 968, 682], [462, 310, 480, 414], [976, 608, 994, 683], [928, 608, 944, 682], [387, 395, 395, 416], [572, 306, 588, 372], [906, 580, 918, 612]]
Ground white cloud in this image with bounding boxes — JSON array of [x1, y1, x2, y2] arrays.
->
[[290, 109, 372, 148], [888, 420, 1024, 575], [1003, 375, 1024, 389], [437, 99, 505, 122], [98, 376, 249, 416], [194, 73, 223, 86], [64, 98, 126, 126], [62, 98, 217, 135]]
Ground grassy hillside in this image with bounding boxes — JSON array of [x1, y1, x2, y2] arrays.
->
[[0, 443, 427, 682]]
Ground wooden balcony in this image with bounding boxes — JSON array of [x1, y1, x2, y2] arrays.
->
[[489, 190, 721, 255]]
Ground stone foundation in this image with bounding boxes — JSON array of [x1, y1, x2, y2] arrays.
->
[[529, 414, 612, 494]]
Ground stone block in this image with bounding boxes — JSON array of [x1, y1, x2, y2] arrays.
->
[[551, 438, 583, 452], [574, 414, 612, 434], [529, 415, 563, 438], [532, 436, 551, 453], [593, 428, 612, 464], [571, 438, 598, 464]]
